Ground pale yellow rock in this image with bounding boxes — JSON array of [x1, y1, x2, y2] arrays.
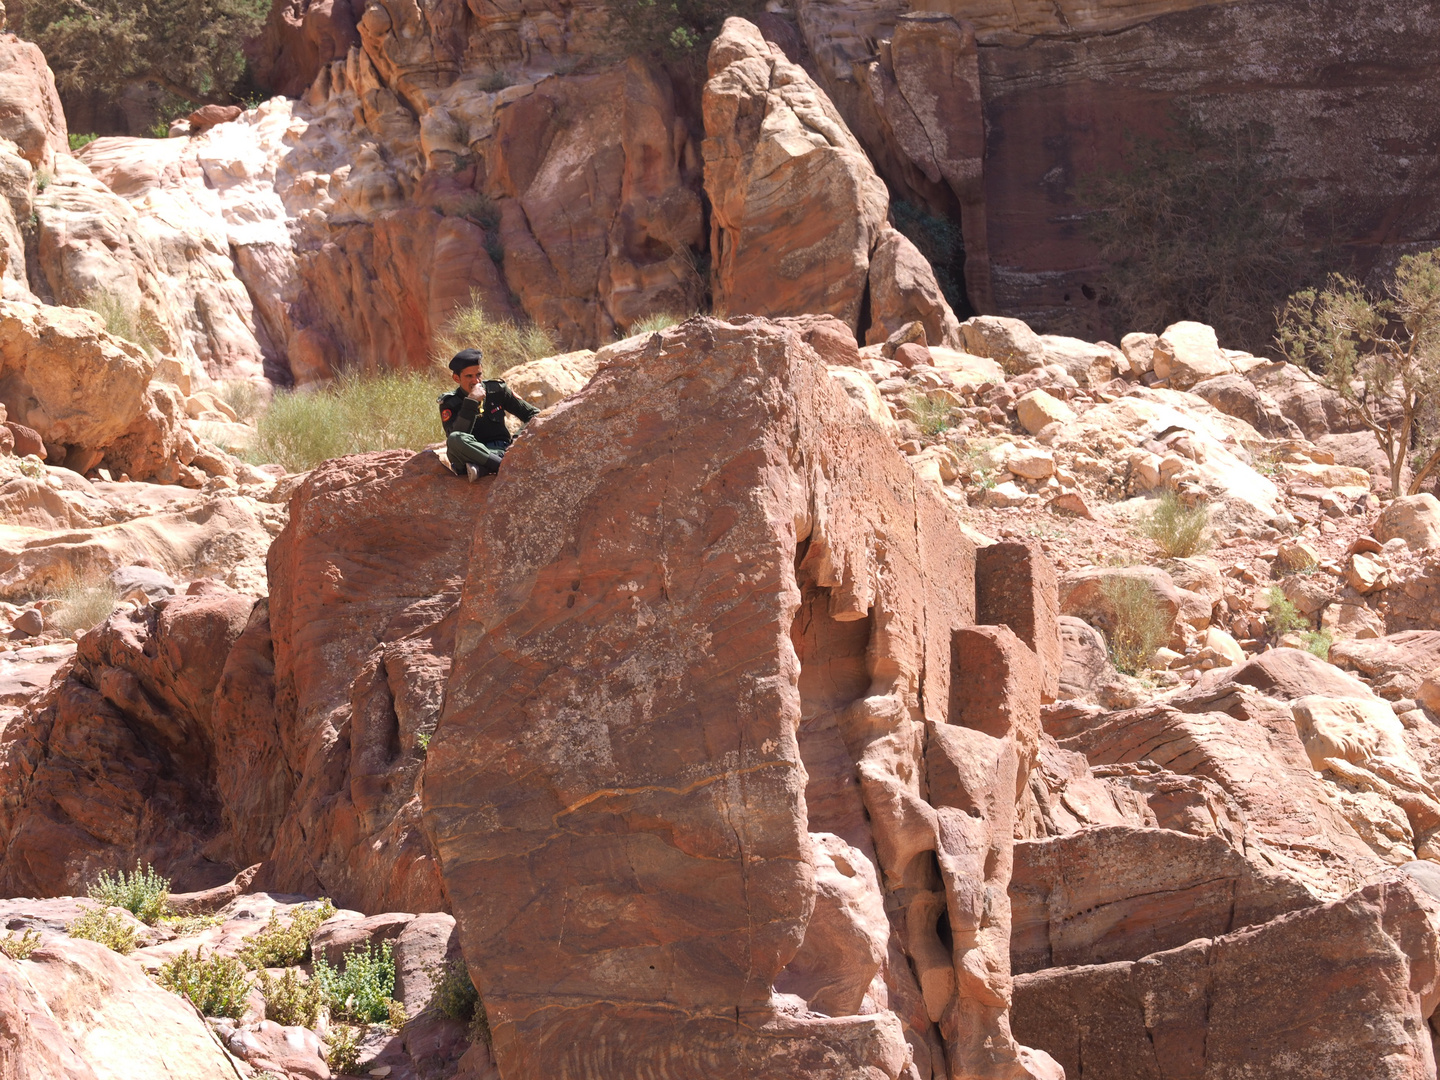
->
[[1152, 321, 1231, 389], [1202, 627, 1246, 666], [1006, 447, 1055, 479], [1275, 539, 1321, 572], [1346, 552, 1389, 595], [1375, 493, 1440, 551], [828, 366, 899, 437], [1015, 389, 1075, 435], [980, 480, 1033, 508], [1276, 461, 1371, 490], [960, 315, 1046, 375], [504, 350, 600, 410], [1038, 334, 1123, 388], [1120, 331, 1157, 377], [927, 346, 1003, 391], [1128, 449, 1162, 491]]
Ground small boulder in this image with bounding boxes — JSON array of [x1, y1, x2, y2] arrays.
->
[[186, 103, 243, 134], [11, 608, 41, 637], [311, 911, 414, 968], [892, 342, 931, 370], [961, 316, 1046, 375], [4, 420, 45, 459], [1346, 552, 1389, 595], [1152, 321, 1231, 389], [1203, 627, 1246, 666], [1015, 389, 1076, 435], [1007, 447, 1055, 480], [1375, 493, 1440, 551], [1120, 332, 1157, 376], [1275, 539, 1320, 573]]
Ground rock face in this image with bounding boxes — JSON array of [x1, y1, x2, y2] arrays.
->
[[1013, 878, 1440, 1080], [424, 316, 1058, 1079]]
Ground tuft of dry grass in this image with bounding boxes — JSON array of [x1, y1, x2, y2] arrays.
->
[[432, 291, 555, 379]]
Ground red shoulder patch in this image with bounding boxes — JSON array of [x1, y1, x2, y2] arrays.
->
[[441, 409, 453, 421]]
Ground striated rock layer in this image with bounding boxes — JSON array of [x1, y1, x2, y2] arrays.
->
[[423, 316, 1058, 1078]]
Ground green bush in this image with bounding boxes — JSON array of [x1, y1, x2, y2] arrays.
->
[[326, 1024, 362, 1075], [0, 929, 40, 960], [605, 0, 762, 60], [1099, 575, 1171, 674], [255, 966, 325, 1028], [904, 391, 958, 437], [157, 948, 252, 1019], [68, 133, 98, 152], [1139, 492, 1211, 558], [88, 863, 169, 925], [34, 170, 50, 192], [1265, 586, 1307, 637], [159, 913, 223, 936], [315, 941, 397, 1024], [251, 373, 445, 473], [67, 908, 138, 954], [237, 899, 335, 969], [1302, 628, 1333, 659], [432, 292, 555, 379], [80, 289, 165, 357], [428, 957, 479, 1022]]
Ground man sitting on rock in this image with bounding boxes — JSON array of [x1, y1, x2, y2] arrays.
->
[[438, 348, 539, 481]]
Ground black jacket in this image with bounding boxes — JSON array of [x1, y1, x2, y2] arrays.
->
[[437, 380, 539, 445]]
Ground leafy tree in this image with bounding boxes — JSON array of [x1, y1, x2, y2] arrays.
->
[[605, 0, 762, 62], [1276, 250, 1440, 496], [13, 0, 268, 105], [1075, 112, 1327, 354]]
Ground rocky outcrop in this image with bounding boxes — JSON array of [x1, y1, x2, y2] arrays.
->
[[423, 316, 1057, 1079], [703, 20, 961, 346], [1013, 877, 1440, 1080]]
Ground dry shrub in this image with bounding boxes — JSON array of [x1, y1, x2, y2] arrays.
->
[[1140, 491, 1212, 558], [46, 568, 119, 636], [432, 291, 555, 378], [1099, 575, 1171, 674], [81, 288, 164, 357]]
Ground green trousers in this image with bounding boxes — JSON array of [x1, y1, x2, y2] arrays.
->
[[446, 431, 507, 476]]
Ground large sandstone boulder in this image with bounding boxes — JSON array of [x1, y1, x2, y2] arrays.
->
[[1375, 493, 1440, 551], [1152, 321, 1230, 389], [1011, 826, 1316, 974], [703, 19, 889, 333], [0, 35, 66, 170], [424, 316, 1059, 1079], [1012, 878, 1440, 1080], [961, 315, 1045, 375], [0, 590, 256, 894], [864, 226, 962, 348]]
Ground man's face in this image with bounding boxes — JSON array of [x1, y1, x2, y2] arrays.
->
[[453, 365, 482, 395]]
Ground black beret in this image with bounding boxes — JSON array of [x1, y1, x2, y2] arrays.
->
[[448, 348, 484, 374]]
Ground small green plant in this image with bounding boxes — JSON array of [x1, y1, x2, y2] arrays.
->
[[630, 312, 684, 335], [250, 372, 447, 473], [905, 391, 958, 438], [1265, 586, 1307, 637], [159, 912, 223, 936], [428, 957, 479, 1022], [1099, 575, 1171, 674], [1139, 491, 1212, 558], [157, 948, 252, 1019], [255, 966, 325, 1028], [34, 170, 50, 192], [315, 941, 397, 1024], [217, 380, 264, 423], [605, 0, 762, 61], [66, 907, 137, 954], [1301, 628, 1333, 659], [469, 1000, 493, 1048], [237, 899, 336, 969], [0, 929, 41, 960], [68, 132, 98, 152], [80, 289, 165, 357], [326, 1023, 362, 1075], [416, 730, 432, 752], [431, 290, 555, 379], [17, 457, 44, 479], [88, 862, 170, 924], [46, 570, 120, 636]]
